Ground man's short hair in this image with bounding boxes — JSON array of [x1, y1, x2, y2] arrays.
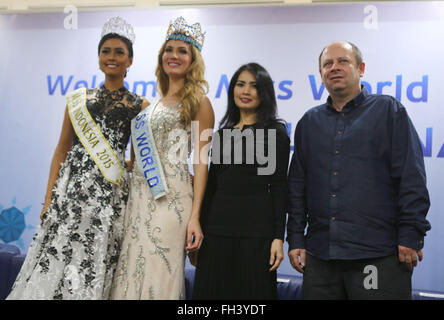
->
[[318, 42, 363, 71]]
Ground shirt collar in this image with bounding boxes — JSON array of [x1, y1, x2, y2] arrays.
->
[[326, 85, 369, 113]]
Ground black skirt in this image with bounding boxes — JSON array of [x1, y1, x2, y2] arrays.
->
[[192, 235, 277, 300]]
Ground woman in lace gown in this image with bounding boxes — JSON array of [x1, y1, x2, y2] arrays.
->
[[110, 17, 214, 300], [7, 17, 149, 300]]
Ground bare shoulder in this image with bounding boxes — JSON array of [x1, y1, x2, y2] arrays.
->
[[200, 95, 211, 105], [197, 95, 213, 115], [141, 97, 150, 110], [194, 95, 214, 126]]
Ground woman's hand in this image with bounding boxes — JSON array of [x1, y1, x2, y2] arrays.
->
[[40, 203, 50, 222], [269, 239, 284, 271], [186, 217, 204, 252], [41, 106, 73, 223], [125, 159, 133, 172]]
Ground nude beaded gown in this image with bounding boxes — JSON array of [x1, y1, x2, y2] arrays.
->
[[110, 101, 193, 299]]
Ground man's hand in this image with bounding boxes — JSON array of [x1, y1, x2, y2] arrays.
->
[[289, 248, 306, 274], [398, 245, 423, 271]]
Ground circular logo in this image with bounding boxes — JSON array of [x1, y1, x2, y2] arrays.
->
[[0, 206, 26, 243]]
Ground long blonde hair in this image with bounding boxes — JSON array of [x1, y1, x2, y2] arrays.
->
[[155, 41, 209, 124]]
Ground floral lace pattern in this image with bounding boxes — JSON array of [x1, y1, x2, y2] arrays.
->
[[110, 101, 193, 300], [7, 86, 142, 300]]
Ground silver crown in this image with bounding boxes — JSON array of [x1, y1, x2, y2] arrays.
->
[[166, 16, 205, 51], [101, 16, 135, 44]]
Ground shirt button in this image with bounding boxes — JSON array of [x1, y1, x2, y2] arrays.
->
[[331, 217, 336, 221], [335, 150, 340, 154], [337, 131, 343, 135], [333, 171, 338, 176], [332, 194, 337, 198]]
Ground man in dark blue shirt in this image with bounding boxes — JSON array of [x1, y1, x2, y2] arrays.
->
[[287, 41, 431, 299]]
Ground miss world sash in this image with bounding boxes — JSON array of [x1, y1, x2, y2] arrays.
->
[[67, 87, 123, 186], [131, 101, 169, 199]]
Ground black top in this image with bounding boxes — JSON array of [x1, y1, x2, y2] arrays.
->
[[287, 87, 431, 260], [200, 122, 290, 240]]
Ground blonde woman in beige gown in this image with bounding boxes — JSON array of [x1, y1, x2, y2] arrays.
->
[[110, 17, 214, 299]]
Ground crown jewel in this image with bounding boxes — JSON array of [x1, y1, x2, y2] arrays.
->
[[101, 16, 135, 44], [166, 16, 205, 51]]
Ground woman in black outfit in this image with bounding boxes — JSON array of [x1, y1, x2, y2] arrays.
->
[[192, 63, 290, 299]]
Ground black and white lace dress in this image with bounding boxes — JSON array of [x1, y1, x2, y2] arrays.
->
[[7, 86, 142, 300]]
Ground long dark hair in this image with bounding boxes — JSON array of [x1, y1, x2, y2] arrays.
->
[[219, 62, 281, 129]]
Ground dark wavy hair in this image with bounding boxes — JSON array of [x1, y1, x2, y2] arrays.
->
[[219, 62, 282, 129], [98, 33, 134, 58]]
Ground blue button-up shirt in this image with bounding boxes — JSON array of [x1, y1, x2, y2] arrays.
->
[[287, 87, 431, 260]]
